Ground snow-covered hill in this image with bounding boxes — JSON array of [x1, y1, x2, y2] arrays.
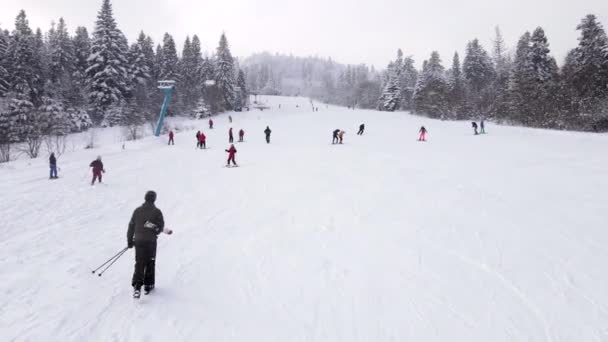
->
[[1, 96, 607, 341]]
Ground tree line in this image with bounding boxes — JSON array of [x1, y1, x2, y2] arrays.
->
[[380, 15, 608, 130], [0, 0, 247, 161]]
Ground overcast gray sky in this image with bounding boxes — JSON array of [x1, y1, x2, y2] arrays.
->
[[1, 0, 607, 68]]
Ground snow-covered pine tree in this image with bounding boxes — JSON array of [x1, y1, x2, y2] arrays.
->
[[528, 27, 560, 127], [127, 32, 152, 123], [564, 14, 608, 114], [463, 38, 495, 117], [237, 69, 248, 108], [378, 61, 400, 111], [0, 29, 9, 96], [413, 51, 448, 118], [179, 35, 202, 111], [48, 18, 74, 83], [9, 10, 44, 106], [492, 27, 512, 120], [215, 33, 236, 111], [159, 33, 179, 80], [86, 0, 130, 124], [399, 56, 418, 110], [447, 52, 465, 119], [73, 27, 90, 75], [508, 32, 535, 125]]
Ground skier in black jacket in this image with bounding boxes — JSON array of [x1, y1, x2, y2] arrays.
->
[[127, 191, 165, 297], [264, 126, 272, 143], [332, 129, 340, 144], [49, 153, 58, 179], [472, 122, 479, 135], [357, 123, 365, 135]]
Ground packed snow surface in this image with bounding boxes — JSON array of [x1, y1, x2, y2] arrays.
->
[[1, 96, 607, 342]]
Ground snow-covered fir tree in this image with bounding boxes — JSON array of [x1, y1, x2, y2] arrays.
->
[[463, 39, 495, 116], [447, 52, 465, 119], [159, 33, 179, 81], [508, 32, 535, 125], [492, 27, 512, 120], [398, 56, 418, 110], [564, 14, 608, 114], [179, 35, 202, 111], [413, 51, 448, 118], [528, 27, 560, 127], [86, 0, 130, 123], [9, 10, 44, 106], [215, 33, 236, 111], [0, 29, 10, 96], [378, 50, 403, 111], [236, 69, 248, 108]]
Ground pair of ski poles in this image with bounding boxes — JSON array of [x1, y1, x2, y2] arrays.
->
[[91, 246, 129, 277]]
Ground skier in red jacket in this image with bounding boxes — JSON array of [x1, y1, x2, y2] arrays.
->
[[238, 129, 245, 142], [198, 132, 206, 149], [90, 156, 105, 185], [209, 118, 214, 129], [228, 127, 234, 143], [225, 144, 237, 167], [168, 131, 174, 145]]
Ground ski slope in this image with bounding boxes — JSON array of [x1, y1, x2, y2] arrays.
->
[[1, 96, 607, 342]]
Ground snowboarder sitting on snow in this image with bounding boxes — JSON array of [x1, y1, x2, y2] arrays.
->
[[239, 129, 245, 142], [338, 130, 345, 144], [90, 156, 105, 185], [225, 144, 237, 167], [264, 126, 272, 144], [332, 129, 340, 144], [49, 153, 58, 179], [168, 131, 174, 145], [209, 118, 214, 129], [480, 119, 485, 134], [472, 122, 479, 135], [357, 124, 365, 135], [127, 190, 165, 297], [418, 126, 427, 141], [229, 127, 234, 143], [198, 131, 206, 149]]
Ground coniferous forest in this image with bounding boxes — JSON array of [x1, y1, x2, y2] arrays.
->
[[0, 0, 607, 163]]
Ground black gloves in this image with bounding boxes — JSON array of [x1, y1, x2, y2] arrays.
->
[[128, 241, 134, 248]]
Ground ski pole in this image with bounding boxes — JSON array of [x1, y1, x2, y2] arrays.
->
[[96, 247, 129, 277], [91, 247, 128, 274]]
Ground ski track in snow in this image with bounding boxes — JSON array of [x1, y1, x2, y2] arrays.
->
[[1, 96, 608, 341]]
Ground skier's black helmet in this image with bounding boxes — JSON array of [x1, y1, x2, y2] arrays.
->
[[145, 190, 157, 203]]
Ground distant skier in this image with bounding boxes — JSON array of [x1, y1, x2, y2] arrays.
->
[[89, 156, 105, 185], [229, 115, 233, 123], [228, 127, 234, 143], [49, 153, 58, 179], [198, 131, 206, 149], [238, 129, 245, 142], [195, 131, 202, 148], [418, 126, 427, 141], [472, 122, 479, 135], [357, 123, 365, 135], [225, 144, 238, 167], [480, 119, 485, 134], [209, 118, 214, 129], [168, 131, 174, 145], [264, 126, 272, 144], [332, 129, 340, 144], [127, 190, 168, 298]]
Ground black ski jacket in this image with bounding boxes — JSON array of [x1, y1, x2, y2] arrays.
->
[[127, 202, 165, 244]]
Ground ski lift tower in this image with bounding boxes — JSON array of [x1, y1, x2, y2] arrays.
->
[[154, 80, 176, 137]]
